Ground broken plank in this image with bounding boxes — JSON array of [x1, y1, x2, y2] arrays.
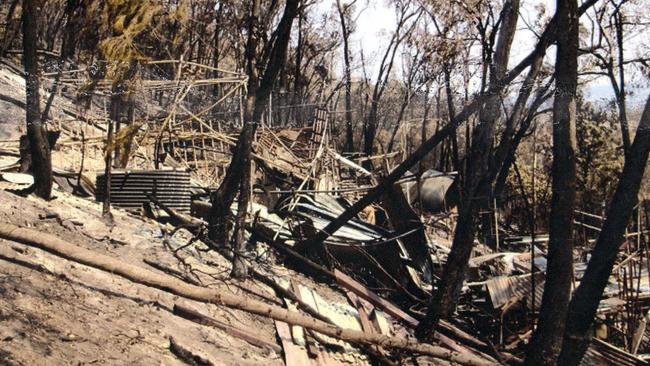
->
[[346, 291, 376, 335], [288, 280, 307, 345], [334, 269, 419, 328], [275, 320, 314, 366], [335, 270, 495, 362]]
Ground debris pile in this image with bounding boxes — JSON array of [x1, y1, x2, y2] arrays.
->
[[1, 57, 649, 366]]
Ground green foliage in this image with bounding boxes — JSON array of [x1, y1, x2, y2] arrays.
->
[[575, 98, 625, 211]]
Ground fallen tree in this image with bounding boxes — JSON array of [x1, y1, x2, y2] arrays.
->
[[0, 222, 493, 366]]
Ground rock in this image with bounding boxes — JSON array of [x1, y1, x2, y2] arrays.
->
[[61, 220, 77, 231], [39, 209, 60, 220]]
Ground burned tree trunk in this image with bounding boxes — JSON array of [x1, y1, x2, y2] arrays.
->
[[477, 53, 544, 245], [493, 77, 552, 199], [230, 94, 257, 278], [613, 11, 631, 156], [22, 0, 52, 200], [102, 119, 114, 220], [1, 0, 20, 58], [442, 62, 460, 175], [362, 6, 418, 169], [110, 61, 137, 169], [211, 2, 224, 98], [209, 0, 263, 278], [525, 0, 579, 364], [209, 0, 300, 278], [415, 0, 520, 342], [558, 94, 650, 366], [61, 0, 81, 60], [336, 0, 355, 153]]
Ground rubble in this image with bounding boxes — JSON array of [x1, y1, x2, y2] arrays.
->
[[1, 56, 649, 366]]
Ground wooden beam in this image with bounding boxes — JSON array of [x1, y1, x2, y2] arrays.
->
[[334, 269, 419, 328]]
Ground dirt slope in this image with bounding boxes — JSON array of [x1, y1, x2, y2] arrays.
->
[[0, 188, 288, 366]]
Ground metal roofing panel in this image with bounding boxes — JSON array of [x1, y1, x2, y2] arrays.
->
[[580, 338, 649, 366], [485, 273, 545, 309]]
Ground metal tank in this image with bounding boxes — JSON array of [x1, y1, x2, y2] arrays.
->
[[402, 169, 458, 213]]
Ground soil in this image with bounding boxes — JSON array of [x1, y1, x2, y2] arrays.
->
[[0, 187, 299, 365]]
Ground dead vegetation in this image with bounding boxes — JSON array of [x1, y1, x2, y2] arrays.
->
[[1, 0, 650, 365]]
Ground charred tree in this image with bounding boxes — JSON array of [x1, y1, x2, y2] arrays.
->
[[208, 0, 300, 278], [110, 62, 137, 169], [102, 119, 114, 220], [61, 0, 82, 60], [336, 0, 355, 153], [612, 9, 630, 156], [386, 45, 425, 153], [477, 52, 544, 245], [558, 94, 650, 366], [525, 0, 579, 364], [211, 2, 224, 98], [415, 0, 520, 341], [22, 0, 52, 200], [442, 62, 460, 175], [209, 0, 263, 278], [493, 77, 553, 199], [1, 0, 20, 58]]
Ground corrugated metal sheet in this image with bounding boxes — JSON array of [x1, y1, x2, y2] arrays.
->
[[96, 169, 191, 212], [581, 338, 649, 366], [280, 194, 387, 244], [485, 273, 545, 310]]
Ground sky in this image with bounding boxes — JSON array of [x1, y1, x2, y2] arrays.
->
[[315, 1, 397, 76], [316, 0, 649, 109]]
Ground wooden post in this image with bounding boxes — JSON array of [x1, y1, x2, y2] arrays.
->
[[268, 92, 273, 127], [530, 126, 537, 320], [637, 206, 642, 251], [102, 119, 114, 219], [494, 197, 499, 251]]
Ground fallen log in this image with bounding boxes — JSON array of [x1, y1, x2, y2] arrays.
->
[[0, 222, 493, 366], [335, 269, 419, 327], [173, 304, 282, 353]]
